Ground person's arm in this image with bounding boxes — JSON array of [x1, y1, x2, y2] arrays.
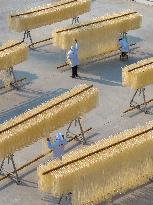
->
[[47, 138, 54, 149], [75, 39, 79, 51]]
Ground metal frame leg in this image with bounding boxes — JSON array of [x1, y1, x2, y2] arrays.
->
[[58, 194, 63, 204], [0, 159, 5, 172], [58, 192, 72, 205], [9, 67, 19, 90], [72, 16, 79, 24], [129, 88, 148, 113], [65, 121, 73, 138], [77, 118, 86, 144], [27, 30, 33, 46], [76, 16, 79, 23], [142, 88, 147, 113], [65, 118, 87, 144], [130, 89, 139, 107], [9, 155, 20, 184], [23, 30, 33, 46], [0, 154, 20, 184], [23, 31, 27, 42]]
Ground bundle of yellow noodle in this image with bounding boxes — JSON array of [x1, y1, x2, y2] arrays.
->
[[8, 0, 91, 32], [0, 84, 98, 159], [0, 40, 28, 70], [53, 10, 142, 62], [122, 57, 153, 89], [37, 121, 153, 204]]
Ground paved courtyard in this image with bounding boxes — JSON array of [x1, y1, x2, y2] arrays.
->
[[0, 0, 153, 204]]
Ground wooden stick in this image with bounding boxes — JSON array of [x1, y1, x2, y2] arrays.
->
[[57, 63, 69, 69], [128, 61, 153, 72], [11, 0, 77, 18], [43, 124, 153, 175], [0, 41, 24, 52], [0, 77, 26, 90], [56, 11, 137, 33], [29, 37, 53, 47], [0, 85, 93, 134], [123, 98, 153, 113], [0, 127, 92, 182]]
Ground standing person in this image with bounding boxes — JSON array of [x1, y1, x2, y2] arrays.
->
[[119, 37, 129, 57], [67, 39, 79, 78], [47, 132, 67, 160]]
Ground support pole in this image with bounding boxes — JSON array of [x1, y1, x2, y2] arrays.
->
[[130, 88, 139, 107], [77, 117, 86, 144], [9, 67, 19, 90], [58, 192, 72, 204], [0, 154, 20, 184], [142, 88, 147, 113], [129, 87, 147, 114], [23, 30, 33, 46], [72, 16, 79, 24], [65, 117, 87, 144]]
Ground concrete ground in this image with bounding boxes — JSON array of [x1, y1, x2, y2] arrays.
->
[[0, 0, 153, 204]]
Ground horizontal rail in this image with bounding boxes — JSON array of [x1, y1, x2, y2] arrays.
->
[[128, 61, 153, 72], [11, 0, 77, 18], [0, 41, 24, 52], [29, 37, 53, 47]]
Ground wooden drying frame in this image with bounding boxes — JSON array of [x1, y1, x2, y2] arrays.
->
[[0, 84, 93, 134], [29, 11, 138, 48], [10, 0, 77, 17], [56, 11, 137, 33], [0, 127, 92, 182], [43, 124, 153, 175]]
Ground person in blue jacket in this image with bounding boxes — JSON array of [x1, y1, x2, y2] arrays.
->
[[119, 37, 129, 57], [47, 132, 67, 160], [67, 39, 79, 78]]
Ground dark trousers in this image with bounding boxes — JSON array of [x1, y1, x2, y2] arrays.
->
[[72, 65, 78, 77]]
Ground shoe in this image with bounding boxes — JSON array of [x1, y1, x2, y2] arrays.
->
[[71, 76, 75, 78]]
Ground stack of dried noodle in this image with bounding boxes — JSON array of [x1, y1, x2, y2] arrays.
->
[[122, 57, 153, 89], [0, 70, 12, 87], [8, 0, 91, 32], [53, 10, 142, 62], [0, 84, 98, 159], [0, 40, 28, 70], [37, 121, 153, 204]]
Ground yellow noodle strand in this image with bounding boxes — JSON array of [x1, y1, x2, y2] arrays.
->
[[8, 0, 91, 32], [122, 57, 153, 89], [37, 121, 153, 204], [0, 84, 98, 159], [0, 40, 28, 70], [53, 10, 142, 63]]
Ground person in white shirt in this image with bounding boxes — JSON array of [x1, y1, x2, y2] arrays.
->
[[47, 132, 67, 160], [67, 39, 79, 78], [119, 37, 129, 57]]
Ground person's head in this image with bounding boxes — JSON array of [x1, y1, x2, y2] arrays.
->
[[119, 38, 122, 41], [56, 132, 63, 141], [70, 45, 75, 51]]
